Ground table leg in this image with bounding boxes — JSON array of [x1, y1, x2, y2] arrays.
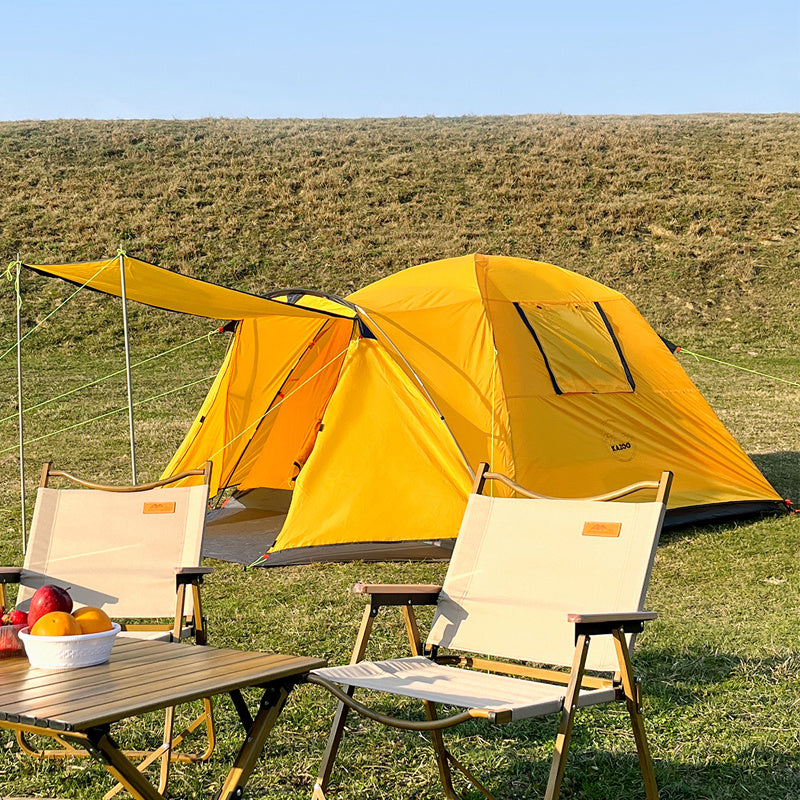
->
[[215, 682, 294, 800], [7, 678, 301, 800], [65, 728, 167, 800]]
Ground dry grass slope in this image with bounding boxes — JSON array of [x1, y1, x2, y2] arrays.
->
[[0, 115, 798, 350]]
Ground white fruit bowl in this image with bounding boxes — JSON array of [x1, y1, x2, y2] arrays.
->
[[19, 622, 121, 670]]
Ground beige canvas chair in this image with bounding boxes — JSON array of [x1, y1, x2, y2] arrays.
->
[[309, 463, 673, 800], [0, 461, 215, 798]]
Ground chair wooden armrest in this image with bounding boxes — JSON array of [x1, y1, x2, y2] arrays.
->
[[568, 610, 657, 636], [353, 583, 442, 608], [0, 568, 22, 584], [174, 566, 214, 585]]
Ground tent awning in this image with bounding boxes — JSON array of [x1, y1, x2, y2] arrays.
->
[[24, 256, 329, 321]]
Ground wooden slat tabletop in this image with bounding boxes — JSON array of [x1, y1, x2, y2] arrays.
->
[[0, 639, 324, 732]]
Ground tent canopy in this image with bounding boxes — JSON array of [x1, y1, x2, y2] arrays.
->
[[25, 255, 326, 321]]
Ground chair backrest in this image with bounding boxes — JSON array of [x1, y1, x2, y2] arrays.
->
[[426, 470, 671, 672], [18, 464, 211, 620]]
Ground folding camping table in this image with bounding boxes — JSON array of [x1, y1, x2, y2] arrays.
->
[[0, 637, 324, 800]]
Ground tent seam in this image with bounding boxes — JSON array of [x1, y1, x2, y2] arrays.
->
[[473, 255, 517, 483]]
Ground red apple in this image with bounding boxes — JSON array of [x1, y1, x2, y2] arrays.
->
[[27, 584, 73, 629]]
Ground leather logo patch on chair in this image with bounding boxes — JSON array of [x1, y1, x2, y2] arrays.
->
[[143, 502, 176, 515], [582, 521, 622, 537]]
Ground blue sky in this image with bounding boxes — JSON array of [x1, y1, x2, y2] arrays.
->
[[2, 0, 797, 119]]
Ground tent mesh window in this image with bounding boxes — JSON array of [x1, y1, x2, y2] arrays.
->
[[514, 301, 635, 395]]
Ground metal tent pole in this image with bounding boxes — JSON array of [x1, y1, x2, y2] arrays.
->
[[15, 255, 27, 551], [119, 253, 137, 483], [352, 304, 475, 479]]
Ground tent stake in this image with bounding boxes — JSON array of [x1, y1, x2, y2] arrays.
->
[[119, 253, 137, 483], [15, 254, 27, 551]]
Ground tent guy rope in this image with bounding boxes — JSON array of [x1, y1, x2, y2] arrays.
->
[[0, 330, 222, 426], [0, 257, 114, 363], [0, 374, 217, 456], [676, 347, 800, 388]]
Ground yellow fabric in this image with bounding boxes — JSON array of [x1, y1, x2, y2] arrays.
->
[[479, 258, 780, 506], [162, 315, 335, 495], [515, 301, 634, 394], [350, 255, 515, 481], [160, 252, 780, 562], [269, 338, 473, 552], [233, 319, 354, 490], [26, 256, 325, 320], [268, 293, 357, 318], [348, 254, 779, 510]]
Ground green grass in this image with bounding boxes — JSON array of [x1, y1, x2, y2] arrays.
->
[[0, 115, 798, 799]]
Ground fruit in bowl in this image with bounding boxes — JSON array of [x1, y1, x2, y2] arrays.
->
[[17, 587, 119, 669], [72, 606, 113, 634], [30, 611, 82, 636], [27, 584, 73, 629]]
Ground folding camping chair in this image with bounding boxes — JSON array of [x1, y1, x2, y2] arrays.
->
[[309, 463, 673, 800], [0, 461, 215, 797]]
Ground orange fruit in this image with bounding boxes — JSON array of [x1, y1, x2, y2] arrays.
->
[[30, 611, 81, 637], [72, 606, 113, 634]]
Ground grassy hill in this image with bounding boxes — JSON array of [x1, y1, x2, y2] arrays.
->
[[0, 115, 798, 799], [0, 115, 798, 349]]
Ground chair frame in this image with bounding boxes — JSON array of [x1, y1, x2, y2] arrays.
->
[[0, 461, 215, 798], [310, 463, 672, 800]]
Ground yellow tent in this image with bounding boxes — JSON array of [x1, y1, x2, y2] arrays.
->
[[26, 254, 784, 566]]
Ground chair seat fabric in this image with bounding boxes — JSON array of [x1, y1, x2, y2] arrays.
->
[[312, 657, 617, 721]]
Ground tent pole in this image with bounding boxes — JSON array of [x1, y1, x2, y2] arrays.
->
[[15, 255, 27, 552], [119, 253, 137, 483]]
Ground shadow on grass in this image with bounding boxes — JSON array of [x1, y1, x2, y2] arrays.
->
[[326, 727, 800, 800], [749, 451, 800, 502], [637, 646, 746, 688], [478, 747, 800, 800]]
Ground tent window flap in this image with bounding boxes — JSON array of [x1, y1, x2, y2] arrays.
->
[[514, 301, 635, 394]]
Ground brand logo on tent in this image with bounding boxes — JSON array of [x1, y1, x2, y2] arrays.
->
[[602, 422, 636, 462]]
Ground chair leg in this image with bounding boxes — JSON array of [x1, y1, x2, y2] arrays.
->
[[396, 606, 461, 798], [423, 702, 462, 800], [198, 696, 216, 760], [544, 634, 591, 800], [158, 705, 176, 794], [612, 629, 659, 799], [626, 694, 659, 800], [314, 698, 352, 799], [314, 606, 376, 798], [442, 748, 499, 800]]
